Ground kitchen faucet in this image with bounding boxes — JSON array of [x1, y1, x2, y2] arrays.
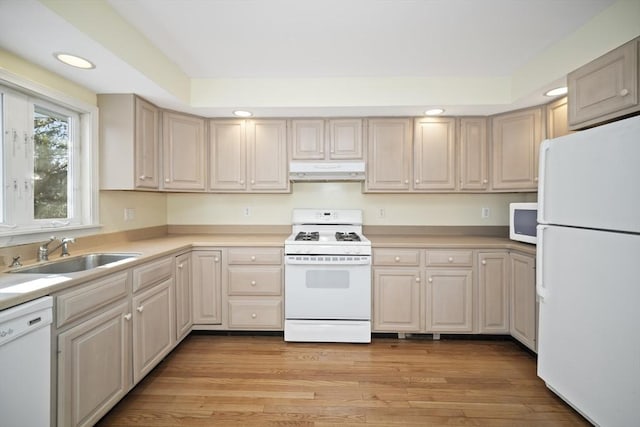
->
[[38, 236, 75, 261]]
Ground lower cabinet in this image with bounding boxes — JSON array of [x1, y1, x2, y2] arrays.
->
[[175, 252, 193, 342], [510, 252, 537, 351], [192, 250, 222, 324], [425, 268, 473, 332], [478, 252, 510, 334], [372, 268, 422, 332], [57, 301, 131, 427]]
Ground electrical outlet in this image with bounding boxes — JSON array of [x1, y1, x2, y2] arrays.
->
[[481, 207, 490, 219], [244, 207, 251, 217], [124, 208, 136, 221], [378, 208, 385, 218]]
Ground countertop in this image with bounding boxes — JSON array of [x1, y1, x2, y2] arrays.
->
[[0, 232, 535, 311]]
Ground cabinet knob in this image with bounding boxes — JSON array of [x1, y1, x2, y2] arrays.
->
[[251, 256, 256, 261], [165, 178, 170, 183], [250, 179, 255, 185], [482, 179, 488, 184], [448, 257, 453, 263], [124, 313, 132, 321], [214, 257, 219, 262], [404, 180, 409, 184], [415, 277, 421, 283], [620, 88, 629, 97], [481, 259, 487, 265], [251, 313, 257, 319], [139, 175, 146, 180], [415, 179, 419, 184], [240, 179, 245, 185], [178, 263, 183, 269], [428, 277, 433, 283], [394, 256, 400, 262], [251, 280, 257, 286], [534, 177, 538, 182], [136, 305, 144, 313]]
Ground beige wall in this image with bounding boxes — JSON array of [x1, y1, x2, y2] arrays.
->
[[167, 183, 535, 226], [100, 191, 167, 234]]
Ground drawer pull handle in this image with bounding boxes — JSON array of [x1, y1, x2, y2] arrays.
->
[[139, 175, 146, 180], [251, 313, 257, 319], [136, 305, 144, 313], [394, 256, 400, 262], [448, 257, 453, 263], [620, 88, 629, 97], [124, 313, 132, 321], [251, 280, 257, 286], [251, 256, 256, 261]]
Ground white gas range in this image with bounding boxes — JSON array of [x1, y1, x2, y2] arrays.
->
[[284, 209, 372, 343]]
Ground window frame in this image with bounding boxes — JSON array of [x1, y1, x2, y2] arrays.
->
[[0, 70, 100, 247]]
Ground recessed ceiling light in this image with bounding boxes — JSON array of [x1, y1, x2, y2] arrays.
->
[[544, 87, 568, 97], [54, 52, 95, 69], [233, 110, 253, 117], [425, 108, 445, 116]]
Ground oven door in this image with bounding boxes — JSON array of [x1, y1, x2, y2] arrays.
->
[[284, 255, 371, 320]]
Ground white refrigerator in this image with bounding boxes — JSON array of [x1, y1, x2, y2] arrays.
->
[[536, 115, 640, 426]]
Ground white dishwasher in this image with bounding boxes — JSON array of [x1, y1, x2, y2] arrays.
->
[[0, 296, 53, 427]]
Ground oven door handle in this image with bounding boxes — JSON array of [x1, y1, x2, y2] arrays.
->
[[285, 256, 370, 266]]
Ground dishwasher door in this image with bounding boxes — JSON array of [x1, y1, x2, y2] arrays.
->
[[0, 296, 53, 427]]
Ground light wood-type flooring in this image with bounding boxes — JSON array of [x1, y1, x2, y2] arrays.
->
[[97, 334, 590, 426]]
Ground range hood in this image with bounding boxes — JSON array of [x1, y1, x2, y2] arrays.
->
[[289, 161, 366, 181]]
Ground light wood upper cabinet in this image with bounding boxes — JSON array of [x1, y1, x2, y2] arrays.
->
[[545, 97, 572, 140], [510, 252, 537, 352], [459, 118, 489, 191], [478, 252, 509, 334], [568, 36, 639, 130], [247, 119, 289, 191], [365, 118, 412, 191], [209, 119, 289, 192], [413, 117, 456, 191], [99, 94, 159, 190], [491, 107, 544, 191], [162, 111, 206, 190], [192, 250, 223, 325], [290, 119, 363, 160]]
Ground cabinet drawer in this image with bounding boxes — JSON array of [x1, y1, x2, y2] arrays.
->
[[228, 267, 282, 295], [56, 272, 130, 328], [373, 248, 421, 266], [227, 248, 283, 265], [133, 257, 173, 292], [228, 298, 283, 329], [426, 250, 474, 267]]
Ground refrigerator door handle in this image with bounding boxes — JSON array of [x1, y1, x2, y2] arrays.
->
[[536, 224, 549, 302], [537, 140, 551, 224]]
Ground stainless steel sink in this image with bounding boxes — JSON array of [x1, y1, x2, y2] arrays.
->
[[10, 253, 140, 274]]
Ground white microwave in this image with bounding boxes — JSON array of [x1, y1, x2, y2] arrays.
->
[[509, 203, 538, 244]]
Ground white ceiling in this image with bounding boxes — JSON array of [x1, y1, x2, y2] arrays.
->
[[0, 0, 624, 117]]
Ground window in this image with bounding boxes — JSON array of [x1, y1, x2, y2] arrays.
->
[[0, 79, 98, 245]]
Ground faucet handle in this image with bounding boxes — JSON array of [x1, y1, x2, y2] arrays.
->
[[41, 236, 57, 248], [61, 237, 75, 244], [9, 256, 22, 268]]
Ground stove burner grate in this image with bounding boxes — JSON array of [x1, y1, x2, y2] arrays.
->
[[295, 231, 319, 241], [335, 232, 361, 242]]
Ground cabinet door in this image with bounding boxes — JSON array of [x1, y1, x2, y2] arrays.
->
[[135, 97, 159, 189], [413, 117, 456, 191], [366, 118, 412, 191], [568, 37, 639, 129], [132, 277, 175, 384], [162, 112, 206, 190], [329, 119, 363, 160], [373, 268, 421, 332], [546, 97, 572, 139], [192, 250, 222, 324], [209, 120, 247, 190], [57, 302, 131, 427], [290, 119, 325, 160], [510, 252, 537, 351], [425, 269, 473, 332], [478, 252, 509, 334], [247, 119, 289, 191], [175, 253, 193, 342], [459, 118, 488, 190], [491, 107, 543, 190]]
